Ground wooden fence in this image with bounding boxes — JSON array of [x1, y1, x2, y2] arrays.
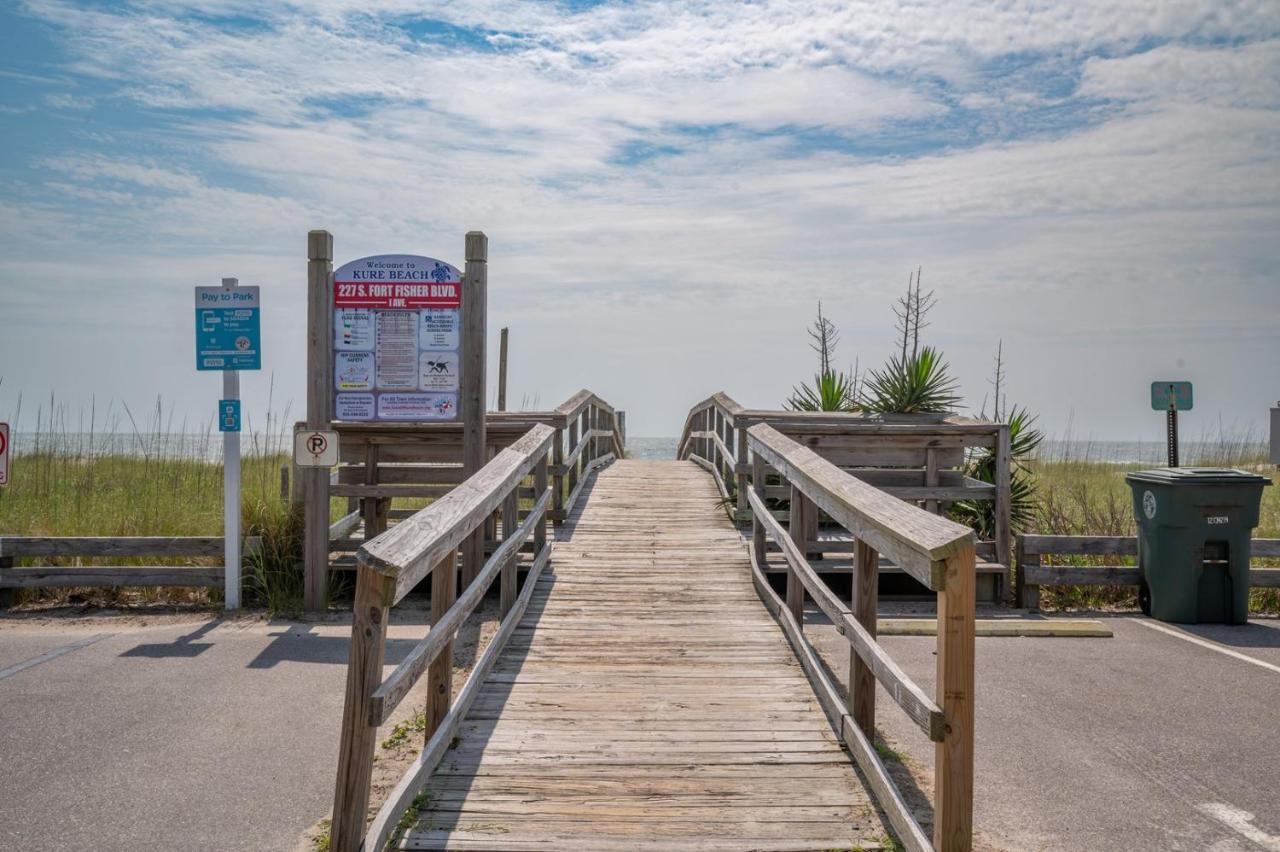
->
[[328, 410, 619, 852], [747, 423, 976, 851], [1016, 534, 1280, 609], [679, 391, 1011, 601], [0, 536, 262, 596]]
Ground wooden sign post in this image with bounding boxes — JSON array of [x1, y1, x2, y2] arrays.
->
[[460, 232, 488, 588], [305, 231, 335, 612]]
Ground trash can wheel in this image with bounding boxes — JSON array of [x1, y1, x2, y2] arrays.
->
[[1138, 580, 1151, 616]]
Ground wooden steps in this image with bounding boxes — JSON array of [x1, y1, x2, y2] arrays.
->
[[400, 459, 887, 851]]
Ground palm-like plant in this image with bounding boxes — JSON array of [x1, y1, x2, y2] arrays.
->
[[951, 406, 1044, 537], [787, 370, 859, 412], [860, 346, 961, 414]]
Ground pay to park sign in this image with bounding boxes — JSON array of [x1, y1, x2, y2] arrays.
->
[[331, 254, 463, 422], [195, 285, 262, 371]]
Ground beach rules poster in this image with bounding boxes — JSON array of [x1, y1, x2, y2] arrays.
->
[[332, 254, 463, 421]]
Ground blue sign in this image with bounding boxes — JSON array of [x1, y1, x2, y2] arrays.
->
[[219, 399, 241, 432], [195, 285, 261, 371], [1151, 381, 1193, 411]]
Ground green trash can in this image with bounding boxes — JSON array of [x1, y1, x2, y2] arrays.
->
[[1125, 468, 1271, 624]]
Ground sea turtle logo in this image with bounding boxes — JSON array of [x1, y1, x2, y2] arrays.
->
[[1142, 490, 1157, 520], [430, 262, 454, 283]]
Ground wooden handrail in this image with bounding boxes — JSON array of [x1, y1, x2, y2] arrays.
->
[[748, 488, 945, 741], [749, 423, 973, 589], [368, 486, 552, 724], [742, 424, 976, 852], [358, 425, 554, 603]]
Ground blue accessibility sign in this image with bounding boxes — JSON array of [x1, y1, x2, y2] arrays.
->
[[219, 399, 241, 432], [195, 284, 261, 371]]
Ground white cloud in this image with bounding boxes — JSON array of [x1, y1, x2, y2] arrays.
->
[[2, 0, 1279, 437]]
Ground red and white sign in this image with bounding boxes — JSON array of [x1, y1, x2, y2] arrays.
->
[[333, 254, 462, 309], [0, 422, 9, 486]]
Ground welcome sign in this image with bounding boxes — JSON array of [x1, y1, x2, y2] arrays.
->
[[332, 254, 463, 421]]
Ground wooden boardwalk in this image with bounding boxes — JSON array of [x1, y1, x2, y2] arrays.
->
[[399, 459, 884, 850]]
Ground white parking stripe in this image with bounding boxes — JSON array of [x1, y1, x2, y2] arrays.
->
[[0, 633, 112, 681], [1131, 619, 1280, 675], [1199, 803, 1280, 851]]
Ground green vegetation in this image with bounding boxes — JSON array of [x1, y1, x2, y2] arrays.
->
[[382, 711, 427, 750], [860, 346, 961, 415], [0, 399, 339, 612]]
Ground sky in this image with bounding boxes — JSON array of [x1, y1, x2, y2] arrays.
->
[[0, 0, 1277, 441]]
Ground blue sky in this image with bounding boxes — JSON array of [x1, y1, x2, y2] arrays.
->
[[1, 0, 1278, 439]]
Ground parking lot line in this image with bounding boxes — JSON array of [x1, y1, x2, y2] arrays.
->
[[0, 633, 112, 681], [1198, 803, 1280, 851], [1131, 619, 1280, 675]]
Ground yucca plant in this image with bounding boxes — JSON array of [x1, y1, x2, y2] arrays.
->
[[787, 370, 859, 412], [951, 406, 1044, 537], [860, 346, 961, 414]]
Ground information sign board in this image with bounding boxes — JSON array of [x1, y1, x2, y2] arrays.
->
[[332, 255, 462, 421]]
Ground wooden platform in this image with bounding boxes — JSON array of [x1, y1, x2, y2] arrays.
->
[[399, 459, 887, 850]]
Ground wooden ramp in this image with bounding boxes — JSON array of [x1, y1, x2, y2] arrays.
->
[[399, 459, 886, 851]]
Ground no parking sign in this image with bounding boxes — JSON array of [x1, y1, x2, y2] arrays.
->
[[294, 429, 339, 467]]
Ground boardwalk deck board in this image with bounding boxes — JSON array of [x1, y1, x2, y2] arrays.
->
[[400, 460, 888, 851]]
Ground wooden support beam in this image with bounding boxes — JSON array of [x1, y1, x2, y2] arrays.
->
[[328, 566, 393, 852], [425, 550, 457, 742], [499, 489, 518, 617], [460, 231, 488, 590], [787, 484, 810, 625], [934, 547, 976, 852], [551, 426, 565, 526], [304, 229, 334, 612], [851, 539, 878, 735]]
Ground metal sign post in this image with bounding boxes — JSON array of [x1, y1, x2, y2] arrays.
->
[[1151, 381, 1193, 468], [0, 422, 9, 487], [196, 277, 262, 610]]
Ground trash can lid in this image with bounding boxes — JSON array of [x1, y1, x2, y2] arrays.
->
[[1124, 467, 1272, 486]]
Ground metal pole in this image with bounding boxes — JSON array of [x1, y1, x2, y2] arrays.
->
[[221, 277, 241, 610], [1167, 405, 1178, 468]]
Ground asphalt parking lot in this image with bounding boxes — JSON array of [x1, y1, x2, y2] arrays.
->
[[1, 608, 1277, 851], [808, 613, 1280, 852]]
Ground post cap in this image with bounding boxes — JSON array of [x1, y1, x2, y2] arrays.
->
[[465, 231, 488, 262], [307, 230, 333, 261]]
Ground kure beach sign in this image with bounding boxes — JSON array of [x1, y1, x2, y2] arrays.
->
[[332, 254, 463, 422]]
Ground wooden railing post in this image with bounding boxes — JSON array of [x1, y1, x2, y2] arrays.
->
[[567, 418, 580, 496], [735, 425, 750, 523], [751, 454, 767, 568], [851, 540, 878, 735], [1016, 536, 1041, 610], [787, 484, 810, 624], [535, 453, 549, 554], [425, 551, 458, 741], [500, 489, 518, 617], [995, 424, 1012, 573], [935, 547, 976, 852], [330, 566, 394, 852], [552, 425, 565, 526]]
